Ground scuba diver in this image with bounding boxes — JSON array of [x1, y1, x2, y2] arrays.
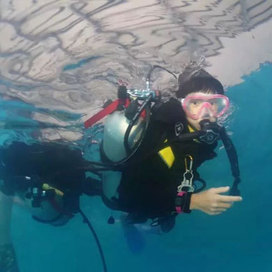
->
[[0, 65, 243, 272], [0, 142, 90, 272], [84, 65, 243, 232]]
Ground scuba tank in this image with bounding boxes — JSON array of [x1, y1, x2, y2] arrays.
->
[[0, 174, 73, 226], [19, 176, 73, 226], [102, 111, 145, 162], [100, 84, 160, 164]]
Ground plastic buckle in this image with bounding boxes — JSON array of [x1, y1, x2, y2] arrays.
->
[[177, 170, 195, 193], [177, 155, 195, 193]]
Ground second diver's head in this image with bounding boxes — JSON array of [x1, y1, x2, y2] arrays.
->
[[176, 67, 229, 130]]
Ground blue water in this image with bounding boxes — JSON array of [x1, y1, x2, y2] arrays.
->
[[2, 63, 272, 272]]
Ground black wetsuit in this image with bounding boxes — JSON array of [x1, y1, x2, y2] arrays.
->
[[116, 98, 218, 220], [0, 142, 86, 216]]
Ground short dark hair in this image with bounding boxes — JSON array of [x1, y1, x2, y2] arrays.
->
[[176, 68, 224, 98]]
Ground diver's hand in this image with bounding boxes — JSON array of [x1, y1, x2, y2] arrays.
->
[[190, 186, 242, 215]]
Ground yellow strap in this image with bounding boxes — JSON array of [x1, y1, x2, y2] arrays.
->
[[188, 125, 195, 133], [157, 125, 197, 168], [42, 184, 64, 197], [158, 139, 175, 168], [188, 125, 200, 143]]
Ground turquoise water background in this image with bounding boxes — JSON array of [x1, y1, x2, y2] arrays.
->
[[1, 63, 270, 272]]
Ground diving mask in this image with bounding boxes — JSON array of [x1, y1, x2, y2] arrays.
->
[[181, 94, 229, 120]]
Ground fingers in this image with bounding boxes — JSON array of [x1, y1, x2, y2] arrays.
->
[[207, 196, 242, 215], [210, 206, 228, 214], [206, 200, 236, 215], [212, 186, 230, 194], [203, 203, 229, 215], [216, 202, 233, 209], [219, 195, 243, 203], [207, 209, 227, 215], [199, 186, 243, 216], [209, 212, 224, 216], [211, 187, 243, 203]]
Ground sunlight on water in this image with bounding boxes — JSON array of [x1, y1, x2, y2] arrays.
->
[[0, 0, 272, 143]]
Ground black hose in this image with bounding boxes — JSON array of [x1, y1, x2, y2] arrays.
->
[[124, 95, 152, 154], [219, 126, 240, 178], [79, 208, 108, 272], [146, 65, 177, 82]]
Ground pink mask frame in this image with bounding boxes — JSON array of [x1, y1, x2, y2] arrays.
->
[[181, 94, 230, 120]]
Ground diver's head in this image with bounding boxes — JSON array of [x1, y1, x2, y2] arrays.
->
[[176, 67, 228, 130]]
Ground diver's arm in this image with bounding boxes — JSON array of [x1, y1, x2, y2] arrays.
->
[[190, 186, 242, 215]]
